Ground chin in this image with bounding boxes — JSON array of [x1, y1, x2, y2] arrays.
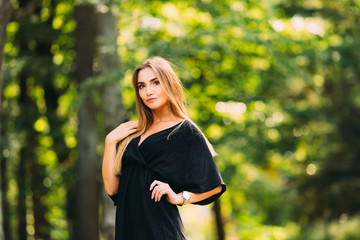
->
[[148, 105, 161, 110], [147, 103, 167, 110]]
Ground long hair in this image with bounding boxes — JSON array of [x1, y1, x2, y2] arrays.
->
[[114, 56, 217, 175]]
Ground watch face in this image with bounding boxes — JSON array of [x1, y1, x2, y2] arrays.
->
[[183, 191, 191, 201]]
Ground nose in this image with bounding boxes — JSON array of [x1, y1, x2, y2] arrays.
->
[[145, 85, 153, 95]]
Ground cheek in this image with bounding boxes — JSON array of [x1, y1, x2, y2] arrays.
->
[[156, 86, 166, 97], [138, 90, 146, 102], [138, 89, 144, 97], [159, 92, 169, 104]]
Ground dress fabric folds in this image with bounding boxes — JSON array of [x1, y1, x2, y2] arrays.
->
[[109, 120, 226, 240]]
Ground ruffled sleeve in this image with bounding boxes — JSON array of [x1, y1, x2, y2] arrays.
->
[[158, 122, 226, 205], [109, 193, 118, 206], [182, 128, 226, 205]]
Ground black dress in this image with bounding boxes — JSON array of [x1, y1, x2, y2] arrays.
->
[[109, 120, 226, 240]]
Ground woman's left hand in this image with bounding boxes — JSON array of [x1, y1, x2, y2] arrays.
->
[[150, 180, 183, 205]]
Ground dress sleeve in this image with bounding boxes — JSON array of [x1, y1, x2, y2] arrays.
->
[[108, 193, 118, 206], [176, 129, 226, 205]]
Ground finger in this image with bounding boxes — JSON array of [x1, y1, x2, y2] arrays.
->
[[130, 121, 139, 126], [131, 126, 139, 131], [155, 186, 165, 202], [125, 121, 137, 127], [129, 122, 137, 127], [157, 186, 170, 202], [156, 190, 163, 202], [150, 180, 161, 190], [154, 189, 159, 201], [151, 188, 155, 199], [129, 128, 137, 133], [150, 182, 155, 191], [152, 185, 165, 201], [150, 181, 156, 191], [155, 188, 166, 202], [151, 185, 160, 199]]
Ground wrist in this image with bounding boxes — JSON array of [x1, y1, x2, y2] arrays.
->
[[176, 193, 184, 206], [105, 135, 117, 145], [176, 191, 191, 206]]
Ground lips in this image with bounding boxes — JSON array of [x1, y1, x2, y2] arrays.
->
[[147, 98, 157, 103]]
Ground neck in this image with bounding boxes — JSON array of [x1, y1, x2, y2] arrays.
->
[[151, 103, 180, 124]]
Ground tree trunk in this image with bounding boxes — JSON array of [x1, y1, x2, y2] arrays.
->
[[17, 148, 28, 240], [214, 199, 225, 240], [74, 5, 99, 240], [0, 0, 12, 74], [0, 153, 10, 240], [17, 68, 44, 240], [0, 1, 13, 238], [31, 164, 50, 239], [96, 10, 125, 240], [17, 127, 42, 240]]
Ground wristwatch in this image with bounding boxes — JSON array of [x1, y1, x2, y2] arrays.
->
[[179, 191, 191, 206]]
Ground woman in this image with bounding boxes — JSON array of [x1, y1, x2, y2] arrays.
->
[[102, 56, 226, 239]]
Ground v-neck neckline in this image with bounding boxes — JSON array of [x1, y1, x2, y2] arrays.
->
[[137, 120, 186, 148]]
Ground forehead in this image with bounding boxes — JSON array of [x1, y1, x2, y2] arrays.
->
[[138, 67, 157, 83]]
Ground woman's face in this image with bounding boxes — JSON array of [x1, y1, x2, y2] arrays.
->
[[137, 67, 169, 111]]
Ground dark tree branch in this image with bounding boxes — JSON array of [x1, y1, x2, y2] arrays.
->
[[214, 199, 225, 240], [11, 0, 42, 21]]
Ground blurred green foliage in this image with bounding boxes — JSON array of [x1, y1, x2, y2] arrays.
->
[[1, 0, 360, 239]]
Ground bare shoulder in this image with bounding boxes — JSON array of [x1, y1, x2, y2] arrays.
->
[[145, 118, 186, 135]]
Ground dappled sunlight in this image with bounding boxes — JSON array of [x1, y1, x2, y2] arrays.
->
[[141, 16, 161, 29], [180, 205, 214, 240], [306, 163, 317, 175], [291, 15, 305, 31], [270, 20, 285, 32], [215, 101, 247, 115]]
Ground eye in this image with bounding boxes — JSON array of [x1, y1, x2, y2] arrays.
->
[[153, 80, 160, 85], [138, 84, 145, 89]]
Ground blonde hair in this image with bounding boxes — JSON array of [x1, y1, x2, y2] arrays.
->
[[114, 56, 217, 175]]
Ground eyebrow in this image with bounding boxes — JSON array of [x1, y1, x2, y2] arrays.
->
[[137, 77, 158, 84]]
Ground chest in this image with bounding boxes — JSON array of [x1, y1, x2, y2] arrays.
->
[[123, 132, 190, 168]]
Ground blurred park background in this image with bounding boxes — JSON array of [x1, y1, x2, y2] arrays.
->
[[0, 0, 360, 239]]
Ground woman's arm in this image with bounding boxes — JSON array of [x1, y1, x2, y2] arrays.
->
[[102, 139, 119, 196], [102, 121, 138, 196], [178, 186, 222, 205], [149, 180, 223, 205]]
